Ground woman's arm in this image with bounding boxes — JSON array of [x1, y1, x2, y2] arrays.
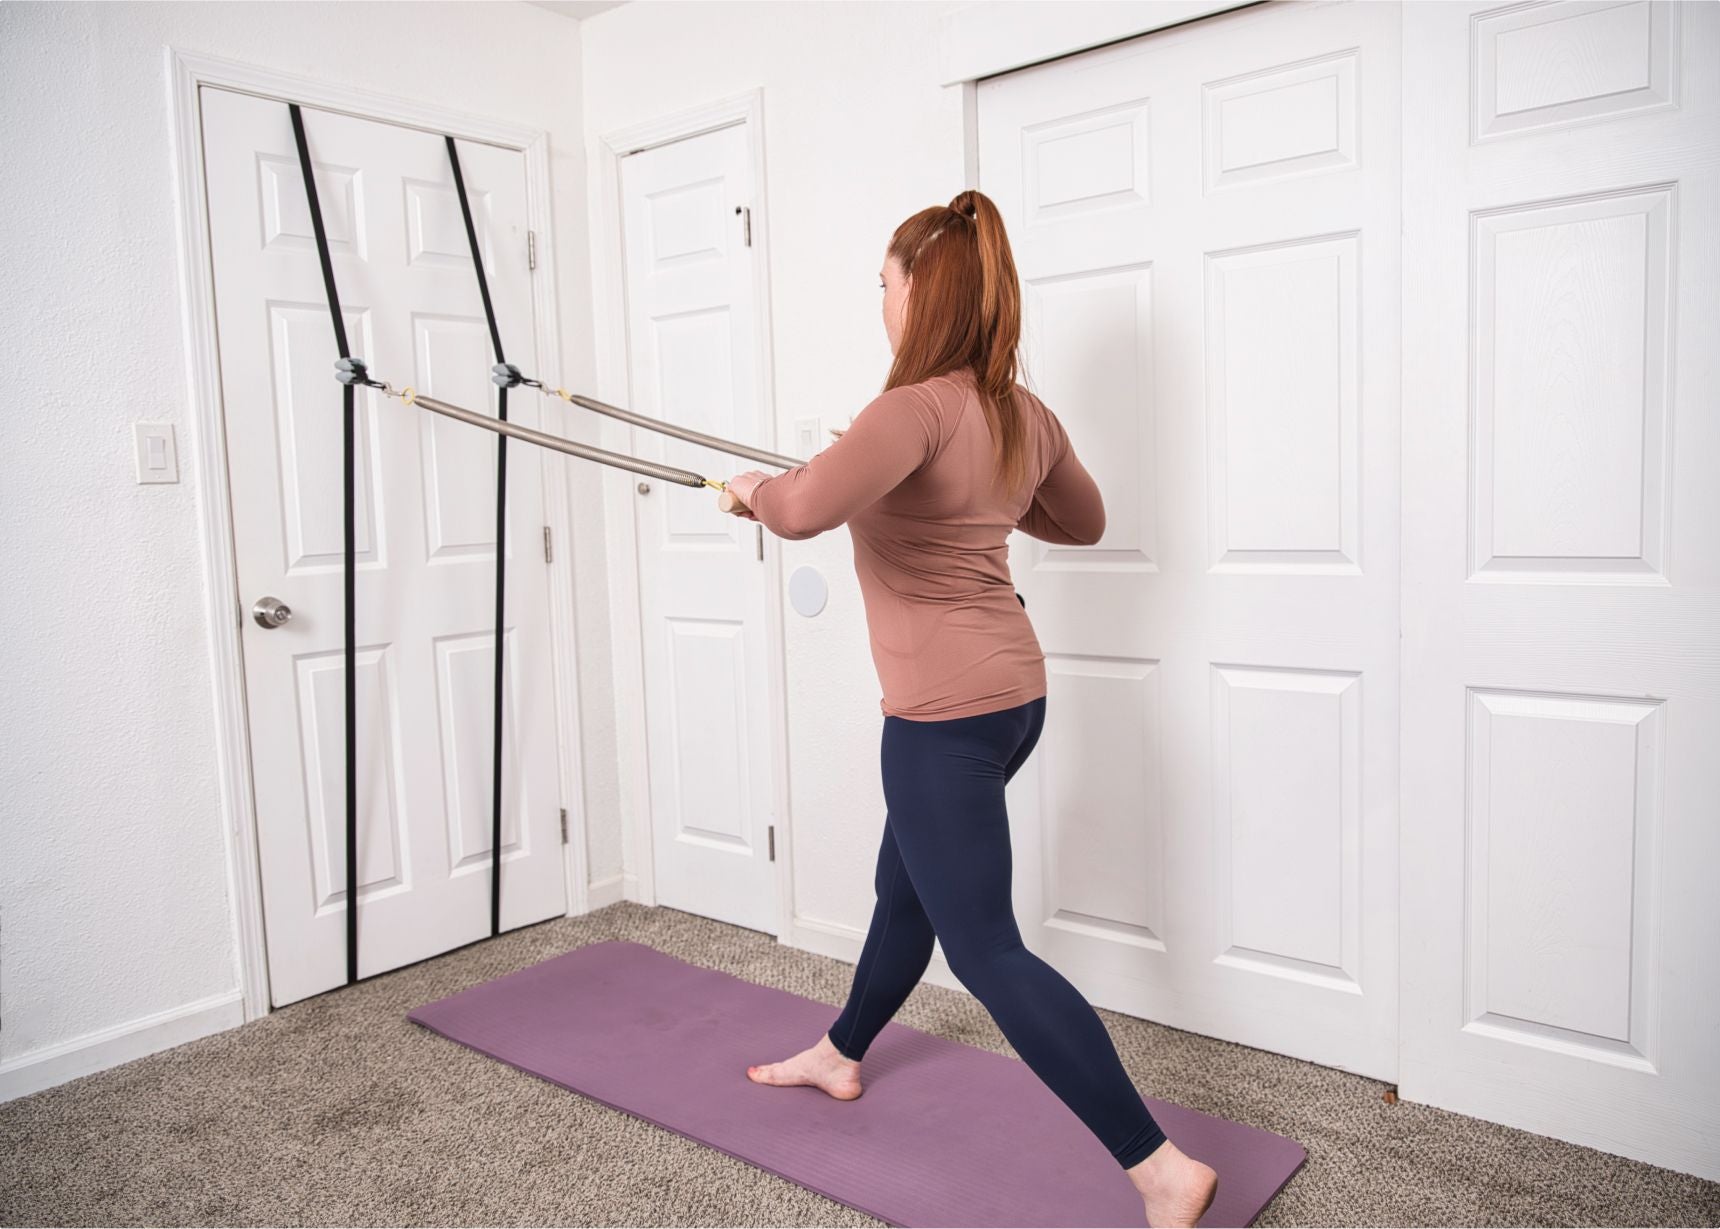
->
[[743, 384, 939, 540], [1015, 407, 1106, 546]]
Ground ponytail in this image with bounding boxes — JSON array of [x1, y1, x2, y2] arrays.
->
[[884, 188, 1032, 499]]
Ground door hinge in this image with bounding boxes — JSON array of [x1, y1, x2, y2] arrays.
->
[[756, 524, 764, 561], [527, 230, 537, 271], [543, 525, 553, 563], [735, 204, 752, 247], [768, 824, 775, 862], [560, 807, 568, 844]]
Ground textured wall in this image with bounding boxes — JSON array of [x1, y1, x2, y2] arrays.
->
[[0, 0, 613, 1064], [579, 0, 968, 935]]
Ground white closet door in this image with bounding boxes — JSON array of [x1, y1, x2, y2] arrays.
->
[[202, 88, 565, 1007], [979, 0, 1403, 1078], [1400, 0, 1720, 1180]]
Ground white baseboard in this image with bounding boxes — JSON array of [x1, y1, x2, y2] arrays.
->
[[785, 911, 965, 997], [784, 910, 866, 962], [0, 988, 247, 1104], [585, 872, 628, 910]]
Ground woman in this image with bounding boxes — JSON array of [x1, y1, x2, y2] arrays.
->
[[721, 190, 1218, 1229]]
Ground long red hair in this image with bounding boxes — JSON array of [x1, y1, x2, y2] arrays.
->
[[883, 189, 1032, 500]]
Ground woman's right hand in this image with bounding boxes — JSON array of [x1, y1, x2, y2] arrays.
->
[[721, 470, 769, 519]]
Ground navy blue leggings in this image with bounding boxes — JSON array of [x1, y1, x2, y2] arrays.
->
[[826, 695, 1167, 1170]]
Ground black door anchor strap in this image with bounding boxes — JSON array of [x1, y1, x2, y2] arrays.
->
[[288, 102, 360, 986], [444, 135, 508, 940]]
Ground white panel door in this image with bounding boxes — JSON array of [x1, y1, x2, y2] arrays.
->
[[202, 88, 565, 1007], [980, 0, 1402, 1077], [620, 123, 779, 934], [1401, 1, 1720, 1179]]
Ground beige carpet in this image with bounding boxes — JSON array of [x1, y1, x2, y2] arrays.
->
[[2, 900, 1715, 1227]]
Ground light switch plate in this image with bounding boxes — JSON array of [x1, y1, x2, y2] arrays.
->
[[134, 423, 179, 484], [794, 417, 822, 458]]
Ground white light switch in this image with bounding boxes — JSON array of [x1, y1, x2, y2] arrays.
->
[[134, 423, 179, 484], [794, 417, 822, 458]]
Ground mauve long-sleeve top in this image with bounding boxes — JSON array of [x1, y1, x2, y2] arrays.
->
[[745, 364, 1105, 721]]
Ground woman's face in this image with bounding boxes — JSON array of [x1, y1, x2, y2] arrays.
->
[[880, 253, 909, 355]]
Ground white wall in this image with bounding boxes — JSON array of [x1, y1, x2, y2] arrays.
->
[[0, 1, 620, 1076], [0, 0, 1199, 1091], [580, 1, 973, 941]]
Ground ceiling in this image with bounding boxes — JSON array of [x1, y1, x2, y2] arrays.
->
[[526, 0, 630, 19]]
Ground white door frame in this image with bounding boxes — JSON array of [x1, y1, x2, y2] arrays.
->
[[165, 48, 588, 1023], [586, 89, 794, 923]]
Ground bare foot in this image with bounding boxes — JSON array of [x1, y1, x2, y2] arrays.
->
[[746, 1030, 864, 1100], [1127, 1139, 1218, 1228]]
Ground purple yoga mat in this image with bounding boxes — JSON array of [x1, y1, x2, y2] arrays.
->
[[408, 940, 1304, 1228]]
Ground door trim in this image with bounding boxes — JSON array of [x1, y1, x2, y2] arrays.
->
[[166, 48, 587, 1023], [588, 89, 794, 928]]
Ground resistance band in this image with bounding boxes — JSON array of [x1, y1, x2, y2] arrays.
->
[[492, 366, 804, 473], [345, 379, 758, 486], [444, 136, 508, 939], [288, 102, 360, 986]]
